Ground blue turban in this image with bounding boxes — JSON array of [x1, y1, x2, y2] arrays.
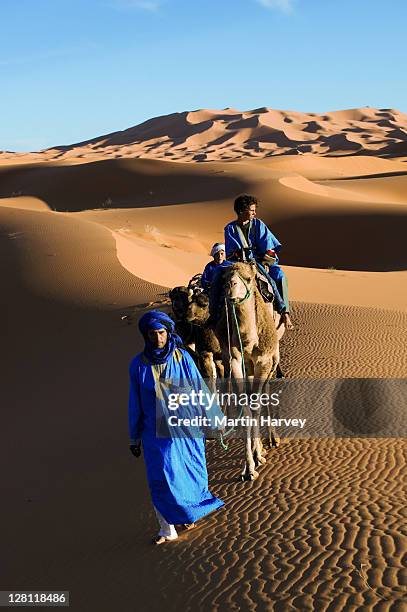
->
[[138, 310, 183, 364]]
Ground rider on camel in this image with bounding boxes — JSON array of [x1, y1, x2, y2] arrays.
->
[[205, 194, 293, 329], [201, 243, 226, 290], [224, 193, 293, 329]]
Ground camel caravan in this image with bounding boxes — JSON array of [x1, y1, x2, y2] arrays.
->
[[168, 194, 294, 481]]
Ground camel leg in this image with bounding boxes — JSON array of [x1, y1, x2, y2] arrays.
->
[[229, 355, 244, 379], [214, 359, 225, 378], [199, 351, 215, 378], [248, 410, 267, 474], [222, 348, 260, 481], [241, 433, 259, 481], [250, 387, 267, 467], [253, 431, 268, 465], [221, 346, 243, 379], [253, 436, 267, 466], [250, 364, 271, 467], [238, 382, 259, 481], [272, 344, 280, 378], [265, 311, 284, 374], [252, 354, 281, 452]]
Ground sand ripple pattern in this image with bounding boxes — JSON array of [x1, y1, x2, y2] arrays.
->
[[147, 438, 407, 611], [138, 300, 407, 611], [282, 302, 407, 378]]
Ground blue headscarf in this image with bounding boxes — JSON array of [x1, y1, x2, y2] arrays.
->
[[138, 310, 184, 364]]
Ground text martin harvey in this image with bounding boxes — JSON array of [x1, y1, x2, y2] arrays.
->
[[168, 416, 307, 428]]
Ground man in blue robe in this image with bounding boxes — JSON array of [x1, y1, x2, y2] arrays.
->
[[128, 310, 224, 545], [224, 194, 293, 330], [201, 242, 226, 290]]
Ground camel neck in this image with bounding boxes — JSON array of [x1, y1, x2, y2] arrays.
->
[[234, 293, 257, 334]]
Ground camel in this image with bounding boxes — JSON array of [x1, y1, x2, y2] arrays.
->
[[215, 262, 283, 481], [169, 285, 223, 379], [169, 286, 197, 349], [185, 291, 225, 380]]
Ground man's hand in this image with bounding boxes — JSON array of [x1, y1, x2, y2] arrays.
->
[[129, 443, 142, 458], [262, 250, 277, 266]]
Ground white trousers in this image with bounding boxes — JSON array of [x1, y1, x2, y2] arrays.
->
[[154, 506, 178, 539]]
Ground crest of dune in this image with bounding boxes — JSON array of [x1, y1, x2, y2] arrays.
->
[[2, 106, 406, 164]]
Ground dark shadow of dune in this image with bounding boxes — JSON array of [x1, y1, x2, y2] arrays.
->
[[321, 133, 362, 152], [50, 112, 214, 151], [0, 158, 246, 212], [0, 208, 173, 611], [320, 170, 407, 181], [243, 131, 298, 147], [325, 139, 407, 159], [207, 133, 237, 147], [373, 140, 407, 157], [302, 121, 324, 133], [272, 211, 407, 271]]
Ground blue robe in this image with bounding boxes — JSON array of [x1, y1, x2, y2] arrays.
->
[[201, 260, 221, 289], [128, 347, 224, 525], [224, 218, 282, 265], [224, 218, 288, 310]]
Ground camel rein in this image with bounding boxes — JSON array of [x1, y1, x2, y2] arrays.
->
[[225, 270, 250, 380], [218, 295, 247, 451]]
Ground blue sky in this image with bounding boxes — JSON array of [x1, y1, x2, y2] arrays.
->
[[1, 0, 406, 151]]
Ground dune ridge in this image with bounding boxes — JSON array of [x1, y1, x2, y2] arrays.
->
[[1, 106, 406, 164], [1, 152, 406, 272]]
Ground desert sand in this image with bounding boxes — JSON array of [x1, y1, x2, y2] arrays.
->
[[1, 106, 406, 164], [1, 107, 406, 611]]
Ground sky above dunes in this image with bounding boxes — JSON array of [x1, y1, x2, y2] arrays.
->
[[1, 0, 406, 151]]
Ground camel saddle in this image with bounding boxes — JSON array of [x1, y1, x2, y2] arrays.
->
[[255, 268, 276, 303]]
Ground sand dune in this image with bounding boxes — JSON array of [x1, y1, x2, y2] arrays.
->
[[1, 106, 406, 164], [1, 198, 406, 610], [318, 174, 407, 205], [1, 107, 406, 610], [1, 152, 406, 271], [279, 174, 375, 201], [0, 196, 50, 211], [0, 207, 167, 306], [256, 154, 407, 178], [1, 207, 405, 608], [0, 158, 247, 211]]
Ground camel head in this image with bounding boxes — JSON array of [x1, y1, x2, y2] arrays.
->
[[223, 262, 256, 304], [186, 291, 209, 323], [169, 286, 193, 321]]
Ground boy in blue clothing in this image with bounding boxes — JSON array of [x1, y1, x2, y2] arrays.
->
[[201, 243, 226, 290]]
